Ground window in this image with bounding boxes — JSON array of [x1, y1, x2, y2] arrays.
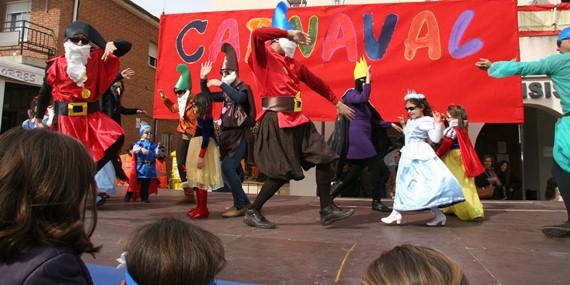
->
[[4, 1, 31, 40], [148, 42, 157, 69]]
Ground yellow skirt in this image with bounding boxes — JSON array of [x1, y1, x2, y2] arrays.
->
[[185, 137, 223, 191], [442, 149, 484, 220]]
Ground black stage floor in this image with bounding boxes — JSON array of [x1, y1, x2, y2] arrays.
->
[[84, 188, 570, 285]]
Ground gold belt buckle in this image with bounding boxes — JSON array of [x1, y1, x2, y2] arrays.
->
[[293, 92, 302, 112], [68, 102, 88, 116]]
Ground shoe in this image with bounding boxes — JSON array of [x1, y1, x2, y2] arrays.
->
[[542, 223, 570, 238], [372, 200, 392, 212], [380, 210, 402, 225], [222, 205, 249, 218], [176, 187, 196, 204], [96, 195, 107, 207], [186, 208, 198, 217], [188, 189, 209, 219], [320, 204, 355, 225], [330, 181, 344, 199], [426, 208, 446, 227], [123, 192, 132, 203], [243, 209, 276, 229]]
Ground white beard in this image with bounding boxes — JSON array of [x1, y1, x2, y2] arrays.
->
[[64, 41, 91, 87], [278, 38, 296, 58], [221, 71, 236, 85]]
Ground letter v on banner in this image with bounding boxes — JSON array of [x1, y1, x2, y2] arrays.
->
[[363, 13, 398, 61], [289, 15, 319, 58]]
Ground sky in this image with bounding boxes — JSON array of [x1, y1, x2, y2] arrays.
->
[[130, 0, 211, 17]]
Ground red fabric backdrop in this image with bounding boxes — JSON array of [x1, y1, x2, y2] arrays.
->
[[154, 0, 523, 123]]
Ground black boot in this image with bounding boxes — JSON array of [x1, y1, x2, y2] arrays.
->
[[320, 204, 355, 225], [243, 209, 276, 229], [330, 181, 344, 199], [123, 192, 132, 203], [542, 222, 570, 238], [372, 199, 392, 212]]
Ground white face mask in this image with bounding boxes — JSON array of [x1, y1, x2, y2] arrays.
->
[[221, 71, 237, 85], [278, 38, 296, 58], [64, 40, 92, 87]]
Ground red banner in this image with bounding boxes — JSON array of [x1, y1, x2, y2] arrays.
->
[[154, 0, 523, 123]]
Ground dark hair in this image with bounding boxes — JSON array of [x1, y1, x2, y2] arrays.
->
[[447, 104, 468, 127], [355, 77, 366, 93], [192, 91, 212, 118], [496, 160, 509, 173], [362, 244, 469, 285], [0, 128, 99, 262], [405, 98, 433, 117], [126, 217, 225, 285]]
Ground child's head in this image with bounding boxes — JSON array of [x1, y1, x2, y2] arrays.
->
[[0, 128, 98, 262], [125, 217, 225, 285], [447, 104, 468, 127], [362, 244, 469, 285], [404, 91, 432, 118], [192, 91, 212, 119], [139, 122, 153, 140]]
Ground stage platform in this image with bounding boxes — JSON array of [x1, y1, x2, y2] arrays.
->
[[84, 188, 570, 285]]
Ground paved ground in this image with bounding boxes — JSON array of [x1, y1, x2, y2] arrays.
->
[[84, 187, 570, 285]]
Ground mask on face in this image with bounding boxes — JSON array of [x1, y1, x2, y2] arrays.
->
[[221, 71, 237, 85], [278, 38, 296, 58]]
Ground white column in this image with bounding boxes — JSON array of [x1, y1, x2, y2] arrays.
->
[[0, 79, 6, 131]]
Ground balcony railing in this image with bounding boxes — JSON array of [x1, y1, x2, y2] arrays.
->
[[0, 20, 57, 59]]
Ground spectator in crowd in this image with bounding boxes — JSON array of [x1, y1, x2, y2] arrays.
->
[[496, 160, 521, 200], [361, 244, 469, 285], [474, 155, 502, 199], [0, 128, 99, 284], [121, 217, 225, 285]]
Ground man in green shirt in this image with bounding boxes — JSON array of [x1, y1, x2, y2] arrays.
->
[[476, 27, 570, 238]]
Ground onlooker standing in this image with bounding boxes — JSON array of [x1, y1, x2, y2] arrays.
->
[[0, 128, 99, 284], [474, 155, 502, 199]]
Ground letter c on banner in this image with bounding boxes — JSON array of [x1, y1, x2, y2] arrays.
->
[[177, 19, 208, 63]]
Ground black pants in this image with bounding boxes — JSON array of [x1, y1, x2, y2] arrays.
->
[[552, 160, 570, 221], [176, 138, 190, 182], [338, 156, 389, 200]]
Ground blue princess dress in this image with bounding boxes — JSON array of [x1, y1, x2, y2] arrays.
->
[[394, 116, 464, 211]]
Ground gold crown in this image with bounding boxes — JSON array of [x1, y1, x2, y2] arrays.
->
[[353, 56, 368, 80]]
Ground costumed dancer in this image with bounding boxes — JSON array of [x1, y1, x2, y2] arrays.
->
[[435, 105, 485, 221], [381, 91, 464, 227], [124, 122, 163, 203], [200, 43, 256, 218], [243, 2, 355, 229], [96, 68, 146, 199], [185, 92, 224, 219], [476, 27, 570, 237], [159, 64, 197, 204], [34, 21, 131, 171], [329, 57, 400, 212]]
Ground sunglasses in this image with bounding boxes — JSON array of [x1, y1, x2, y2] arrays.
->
[[69, 37, 89, 45], [144, 131, 153, 135], [405, 106, 417, 112], [174, 89, 186, 95]]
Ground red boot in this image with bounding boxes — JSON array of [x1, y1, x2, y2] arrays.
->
[[189, 189, 209, 219], [186, 188, 198, 217]]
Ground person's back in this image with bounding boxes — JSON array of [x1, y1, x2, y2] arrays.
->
[[0, 128, 99, 285]]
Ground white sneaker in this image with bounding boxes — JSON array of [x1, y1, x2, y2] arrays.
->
[[381, 210, 402, 225]]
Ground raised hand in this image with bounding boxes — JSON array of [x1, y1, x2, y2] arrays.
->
[[121, 68, 135, 79], [288, 30, 311, 45], [207, 79, 222, 87], [101, 41, 117, 62], [200, 61, 213, 79]]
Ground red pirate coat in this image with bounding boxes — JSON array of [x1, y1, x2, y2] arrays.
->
[[46, 48, 123, 163]]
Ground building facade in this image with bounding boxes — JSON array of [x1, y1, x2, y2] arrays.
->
[[0, 0, 179, 154]]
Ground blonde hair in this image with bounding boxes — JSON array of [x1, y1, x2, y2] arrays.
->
[[361, 244, 469, 285]]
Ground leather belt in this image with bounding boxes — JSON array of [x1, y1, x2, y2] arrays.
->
[[261, 92, 302, 113], [55, 101, 100, 116]]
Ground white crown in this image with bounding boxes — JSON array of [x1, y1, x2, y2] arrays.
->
[[404, 90, 426, 101]]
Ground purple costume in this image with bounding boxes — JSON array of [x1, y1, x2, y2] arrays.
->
[[343, 83, 391, 160]]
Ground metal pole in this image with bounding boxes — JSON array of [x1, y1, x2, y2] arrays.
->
[[519, 124, 526, 200], [72, 0, 80, 21]]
